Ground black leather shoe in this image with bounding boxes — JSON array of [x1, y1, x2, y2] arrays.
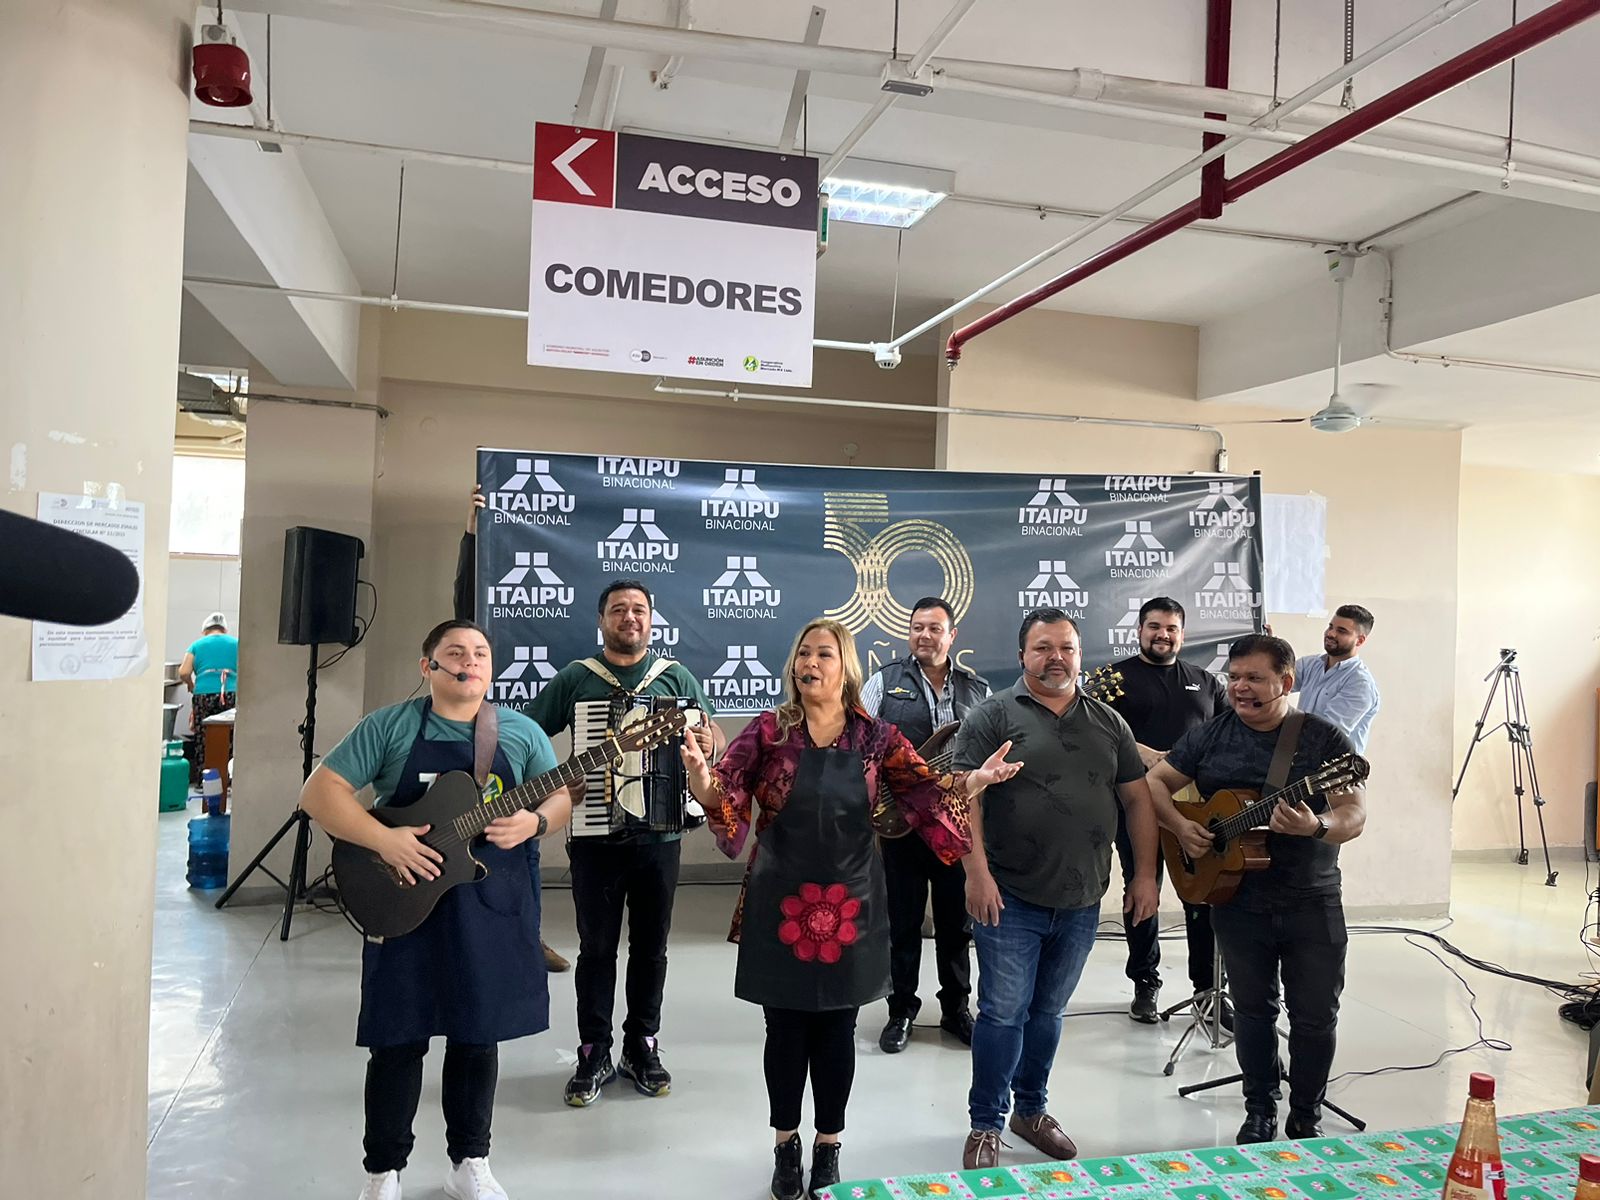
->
[[1236, 1113, 1278, 1145], [1285, 1114, 1323, 1140], [1130, 981, 1159, 1024], [939, 1008, 974, 1046], [771, 1133, 804, 1200], [878, 1015, 912, 1054], [808, 1141, 841, 1200]]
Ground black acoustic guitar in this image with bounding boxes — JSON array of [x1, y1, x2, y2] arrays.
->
[[334, 707, 687, 937], [869, 665, 1125, 838]]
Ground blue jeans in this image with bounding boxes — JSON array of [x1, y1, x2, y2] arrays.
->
[[967, 890, 1099, 1131]]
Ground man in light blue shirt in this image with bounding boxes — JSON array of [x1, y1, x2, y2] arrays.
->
[[1295, 604, 1381, 753]]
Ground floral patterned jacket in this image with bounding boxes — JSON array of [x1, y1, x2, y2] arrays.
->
[[707, 708, 972, 943]]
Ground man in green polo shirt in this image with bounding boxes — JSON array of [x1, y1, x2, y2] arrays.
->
[[528, 578, 724, 1108]]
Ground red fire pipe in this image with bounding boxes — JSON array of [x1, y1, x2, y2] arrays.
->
[[946, 0, 1600, 367], [1200, 0, 1233, 220]]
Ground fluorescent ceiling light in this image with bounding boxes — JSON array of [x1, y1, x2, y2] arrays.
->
[[822, 178, 947, 229]]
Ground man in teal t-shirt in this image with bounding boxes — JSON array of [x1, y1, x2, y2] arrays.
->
[[528, 578, 724, 1109], [302, 618, 575, 1200]]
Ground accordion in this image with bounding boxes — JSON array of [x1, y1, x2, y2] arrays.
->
[[570, 692, 703, 839]]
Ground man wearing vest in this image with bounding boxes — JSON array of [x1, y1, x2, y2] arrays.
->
[[527, 579, 725, 1108], [860, 596, 991, 1054]]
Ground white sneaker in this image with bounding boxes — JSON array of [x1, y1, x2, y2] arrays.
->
[[358, 1171, 401, 1200], [445, 1157, 509, 1200]]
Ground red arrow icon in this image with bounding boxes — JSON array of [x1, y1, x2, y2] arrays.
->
[[533, 123, 616, 207]]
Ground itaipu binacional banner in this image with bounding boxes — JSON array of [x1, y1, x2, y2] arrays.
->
[[528, 123, 818, 386], [473, 449, 1266, 717]]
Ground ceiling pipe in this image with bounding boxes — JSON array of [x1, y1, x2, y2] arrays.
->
[[906, 0, 1486, 361], [947, 0, 1600, 367], [650, 379, 1230, 470], [1198, 0, 1231, 221], [229, 0, 1600, 185], [1370, 248, 1600, 384]]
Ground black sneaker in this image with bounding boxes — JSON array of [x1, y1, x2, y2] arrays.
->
[[563, 1044, 615, 1107], [808, 1141, 841, 1200], [619, 1035, 672, 1097], [1130, 981, 1160, 1024], [771, 1133, 804, 1200]]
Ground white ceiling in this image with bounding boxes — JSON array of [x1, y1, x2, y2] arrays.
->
[[187, 0, 1600, 468]]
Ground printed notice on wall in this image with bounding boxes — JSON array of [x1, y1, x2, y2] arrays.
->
[[1262, 492, 1326, 616], [31, 491, 148, 681]]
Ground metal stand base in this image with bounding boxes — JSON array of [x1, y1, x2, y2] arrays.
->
[[1178, 1068, 1367, 1133], [1161, 953, 1233, 1077]]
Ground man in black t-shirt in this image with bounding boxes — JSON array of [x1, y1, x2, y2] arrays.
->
[[1106, 597, 1227, 1024], [1146, 635, 1364, 1146]]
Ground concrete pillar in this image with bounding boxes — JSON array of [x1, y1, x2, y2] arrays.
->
[[0, 0, 192, 1193]]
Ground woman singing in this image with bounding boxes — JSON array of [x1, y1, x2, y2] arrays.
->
[[680, 618, 1019, 1200]]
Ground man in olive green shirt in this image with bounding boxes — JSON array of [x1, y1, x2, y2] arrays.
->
[[528, 579, 724, 1109]]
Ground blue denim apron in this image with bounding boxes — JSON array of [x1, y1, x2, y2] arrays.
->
[[355, 701, 549, 1047]]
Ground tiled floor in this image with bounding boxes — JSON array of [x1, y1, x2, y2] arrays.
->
[[148, 803, 1599, 1198]]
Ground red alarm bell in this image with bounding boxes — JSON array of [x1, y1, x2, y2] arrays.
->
[[193, 24, 252, 108]]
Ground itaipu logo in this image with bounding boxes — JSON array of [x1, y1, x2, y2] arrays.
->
[[704, 555, 782, 615], [1105, 474, 1174, 502], [1105, 520, 1174, 576], [1195, 562, 1263, 615], [1018, 560, 1088, 614], [596, 507, 678, 573], [1207, 642, 1232, 679], [702, 467, 780, 528], [1018, 477, 1089, 537], [1108, 597, 1148, 651], [484, 457, 574, 526], [484, 551, 575, 617], [704, 644, 783, 710], [596, 455, 680, 490], [1189, 481, 1257, 537], [490, 646, 558, 702]]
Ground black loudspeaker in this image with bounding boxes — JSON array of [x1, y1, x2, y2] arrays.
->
[[278, 526, 365, 646]]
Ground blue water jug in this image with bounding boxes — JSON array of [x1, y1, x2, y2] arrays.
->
[[201, 767, 224, 816], [187, 813, 231, 890]]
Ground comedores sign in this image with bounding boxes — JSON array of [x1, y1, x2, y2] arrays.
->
[[529, 123, 818, 385]]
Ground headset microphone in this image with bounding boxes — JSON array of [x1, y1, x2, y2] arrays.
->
[[428, 659, 471, 682]]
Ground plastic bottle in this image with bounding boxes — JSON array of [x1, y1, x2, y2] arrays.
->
[[186, 813, 230, 890], [1441, 1072, 1506, 1200], [1575, 1154, 1600, 1200], [159, 741, 190, 812]]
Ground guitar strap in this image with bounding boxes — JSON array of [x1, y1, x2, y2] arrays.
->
[[1264, 710, 1306, 795], [473, 702, 499, 790]]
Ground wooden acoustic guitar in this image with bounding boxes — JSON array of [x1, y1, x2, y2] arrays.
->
[[334, 707, 687, 937], [1159, 753, 1370, 906], [870, 664, 1126, 839]]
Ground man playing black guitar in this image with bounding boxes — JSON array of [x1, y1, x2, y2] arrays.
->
[[1145, 634, 1366, 1148], [860, 595, 991, 1054], [302, 619, 574, 1200]]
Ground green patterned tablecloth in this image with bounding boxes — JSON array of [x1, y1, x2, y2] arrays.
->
[[820, 1106, 1600, 1200]]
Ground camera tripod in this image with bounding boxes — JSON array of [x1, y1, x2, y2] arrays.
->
[[1452, 647, 1557, 887]]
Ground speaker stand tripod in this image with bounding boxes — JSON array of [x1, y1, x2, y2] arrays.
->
[[215, 643, 320, 940], [1161, 954, 1233, 1077], [1452, 647, 1556, 886]]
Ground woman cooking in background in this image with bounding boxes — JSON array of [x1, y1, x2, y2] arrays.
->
[[180, 612, 239, 787], [680, 617, 1019, 1200]]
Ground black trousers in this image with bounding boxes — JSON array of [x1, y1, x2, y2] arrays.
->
[[1114, 803, 1215, 991], [1210, 898, 1347, 1121], [363, 1041, 497, 1173], [763, 1006, 859, 1134], [883, 832, 971, 1020], [569, 836, 681, 1050]]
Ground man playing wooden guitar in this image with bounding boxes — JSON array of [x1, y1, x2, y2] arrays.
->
[[303, 619, 576, 1200], [1144, 634, 1366, 1149]]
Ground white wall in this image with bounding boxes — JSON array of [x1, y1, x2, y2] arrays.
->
[[165, 555, 241, 663]]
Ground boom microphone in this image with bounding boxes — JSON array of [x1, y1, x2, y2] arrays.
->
[[428, 659, 471, 682], [0, 509, 139, 626]]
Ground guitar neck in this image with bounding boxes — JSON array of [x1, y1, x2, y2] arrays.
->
[[456, 740, 621, 838], [1216, 774, 1319, 840]]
